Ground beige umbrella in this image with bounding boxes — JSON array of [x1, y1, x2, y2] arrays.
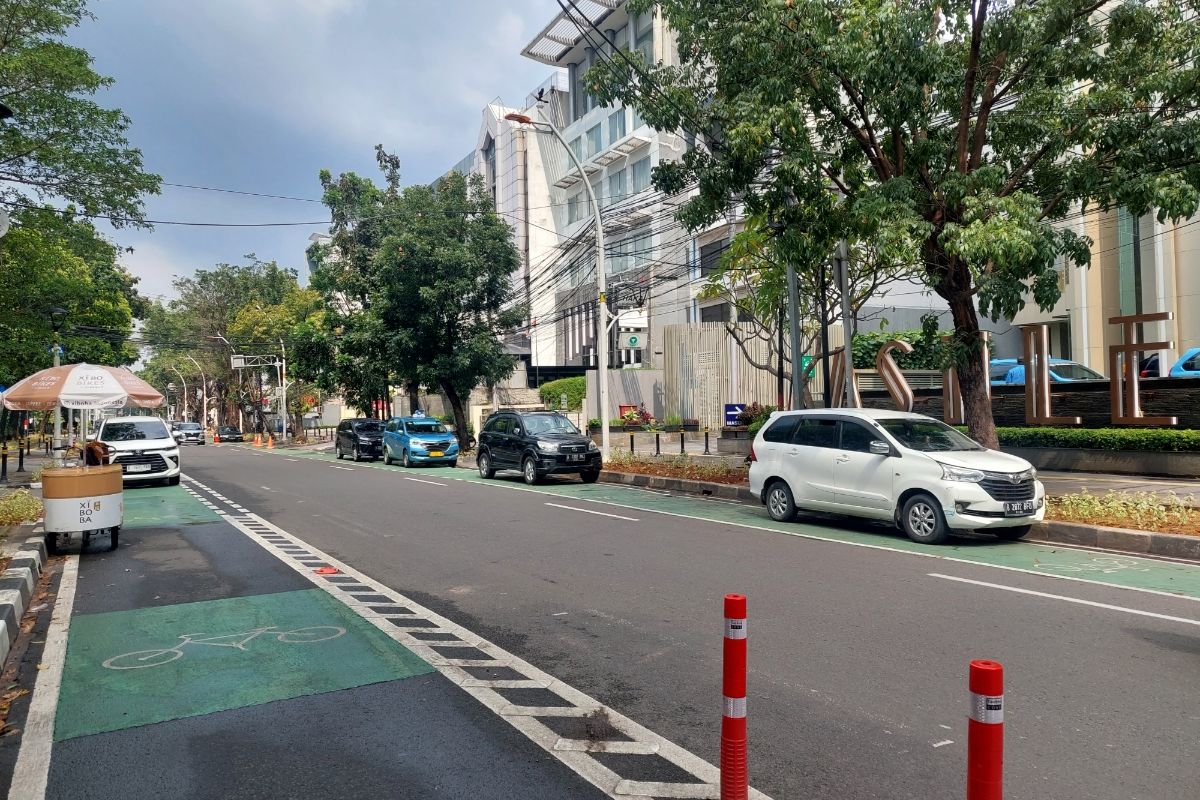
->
[[2, 363, 164, 411]]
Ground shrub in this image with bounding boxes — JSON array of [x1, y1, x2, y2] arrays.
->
[[609, 417, 627, 428], [995, 426, 1200, 452], [539, 376, 587, 411], [663, 414, 683, 427], [588, 418, 601, 429], [621, 404, 654, 426], [1048, 490, 1199, 534], [734, 402, 775, 427], [0, 489, 43, 526], [852, 325, 950, 370], [747, 417, 768, 436]]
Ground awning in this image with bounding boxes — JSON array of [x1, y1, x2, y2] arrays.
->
[[521, 0, 623, 66]]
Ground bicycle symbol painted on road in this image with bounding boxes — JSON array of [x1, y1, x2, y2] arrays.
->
[[102, 625, 347, 670], [1037, 557, 1150, 575]]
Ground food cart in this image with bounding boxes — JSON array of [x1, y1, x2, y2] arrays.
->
[[2, 363, 165, 554]]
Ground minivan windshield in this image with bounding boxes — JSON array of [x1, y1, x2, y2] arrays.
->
[[102, 420, 171, 441], [878, 418, 983, 452], [179, 423, 201, 431], [407, 421, 449, 434], [353, 420, 384, 433], [523, 414, 579, 435]]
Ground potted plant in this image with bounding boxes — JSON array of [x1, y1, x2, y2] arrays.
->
[[662, 414, 683, 433], [621, 404, 654, 431], [682, 417, 701, 432], [587, 418, 601, 433]]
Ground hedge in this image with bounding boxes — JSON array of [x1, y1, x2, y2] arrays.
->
[[538, 376, 586, 411], [994, 426, 1200, 452]]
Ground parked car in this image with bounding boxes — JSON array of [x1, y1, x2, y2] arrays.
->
[[476, 410, 601, 484], [95, 416, 181, 485], [1168, 347, 1200, 378], [175, 421, 205, 445], [989, 357, 1104, 385], [748, 408, 1045, 545], [382, 416, 460, 467], [334, 418, 385, 461], [216, 425, 244, 443]]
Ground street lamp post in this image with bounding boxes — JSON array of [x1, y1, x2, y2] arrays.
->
[[170, 366, 189, 421], [49, 307, 67, 467], [186, 355, 207, 428], [504, 109, 610, 457], [278, 338, 288, 443]]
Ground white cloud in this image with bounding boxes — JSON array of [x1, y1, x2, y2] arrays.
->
[[118, 240, 193, 302]]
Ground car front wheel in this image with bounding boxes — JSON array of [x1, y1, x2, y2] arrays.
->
[[383, 446, 393, 466], [580, 468, 600, 483], [353, 445, 362, 463], [402, 450, 412, 468], [900, 493, 949, 545], [765, 481, 796, 522], [478, 451, 495, 479], [992, 524, 1032, 541], [335, 443, 343, 460], [522, 457, 541, 485]]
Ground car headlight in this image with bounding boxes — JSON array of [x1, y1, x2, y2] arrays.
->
[[1028, 467, 1037, 480], [588, 440, 598, 451], [940, 464, 986, 483], [536, 440, 560, 452], [410, 442, 426, 451]]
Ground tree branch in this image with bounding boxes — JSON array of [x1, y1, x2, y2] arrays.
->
[[955, 0, 990, 173]]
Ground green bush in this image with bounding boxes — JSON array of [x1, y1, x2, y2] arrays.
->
[[539, 376, 586, 411], [852, 327, 950, 370], [994, 426, 1200, 452], [663, 414, 683, 427], [747, 417, 767, 436]]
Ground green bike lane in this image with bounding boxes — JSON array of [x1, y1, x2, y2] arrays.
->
[[7, 483, 608, 800], [253, 444, 1200, 601]]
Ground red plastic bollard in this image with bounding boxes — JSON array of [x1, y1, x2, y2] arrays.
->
[[721, 593, 748, 800], [967, 659, 1004, 800]]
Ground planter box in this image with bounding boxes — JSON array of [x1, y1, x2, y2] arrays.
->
[[1001, 446, 1200, 479], [721, 428, 753, 440], [683, 423, 700, 432], [718, 436, 752, 456]]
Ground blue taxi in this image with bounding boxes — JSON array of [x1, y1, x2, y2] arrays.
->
[[383, 415, 460, 468]]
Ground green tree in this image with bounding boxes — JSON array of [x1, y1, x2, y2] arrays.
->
[[0, 0, 160, 221], [590, 0, 1200, 447], [374, 166, 525, 442]]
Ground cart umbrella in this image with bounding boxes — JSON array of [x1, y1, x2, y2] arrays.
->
[[1, 363, 164, 411]]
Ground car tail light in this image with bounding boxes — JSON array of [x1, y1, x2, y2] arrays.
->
[[747, 444, 757, 463]]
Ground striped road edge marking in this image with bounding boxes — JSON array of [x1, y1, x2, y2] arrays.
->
[[8, 557, 80, 800], [180, 475, 770, 800]]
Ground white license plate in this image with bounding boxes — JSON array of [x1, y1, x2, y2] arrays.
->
[[126, 464, 152, 473], [428, 451, 444, 457], [567, 454, 585, 462], [1004, 501, 1035, 516]]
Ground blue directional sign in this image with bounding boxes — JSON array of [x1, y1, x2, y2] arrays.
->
[[724, 404, 744, 426]]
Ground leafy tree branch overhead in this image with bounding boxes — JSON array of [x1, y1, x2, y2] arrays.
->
[[588, 0, 1200, 447]]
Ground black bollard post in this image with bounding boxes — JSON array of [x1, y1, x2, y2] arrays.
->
[[17, 436, 25, 473], [680, 430, 686, 454], [0, 440, 8, 484], [655, 432, 661, 456], [704, 428, 711, 455], [629, 433, 635, 453]]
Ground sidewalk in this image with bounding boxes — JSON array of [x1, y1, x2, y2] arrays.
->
[[1, 483, 610, 799]]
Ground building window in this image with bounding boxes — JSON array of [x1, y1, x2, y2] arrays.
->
[[590, 179, 603, 211], [586, 124, 603, 158], [1116, 207, 1143, 316], [634, 10, 654, 62], [570, 137, 583, 163], [608, 108, 626, 144], [631, 156, 651, 192], [568, 192, 584, 224], [607, 24, 628, 53], [611, 226, 651, 274], [700, 239, 727, 277], [700, 303, 730, 323], [632, 105, 646, 130], [608, 168, 627, 207], [571, 62, 586, 122]]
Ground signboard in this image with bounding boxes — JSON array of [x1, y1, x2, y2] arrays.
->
[[724, 404, 744, 426], [620, 332, 643, 349]]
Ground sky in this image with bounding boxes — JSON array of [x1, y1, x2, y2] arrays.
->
[[69, 0, 561, 302]]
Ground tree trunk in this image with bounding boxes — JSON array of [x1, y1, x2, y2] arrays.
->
[[442, 382, 470, 446], [945, 286, 998, 448], [406, 380, 420, 415]]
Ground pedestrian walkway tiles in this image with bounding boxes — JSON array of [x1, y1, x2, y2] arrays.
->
[[55, 588, 433, 740], [122, 484, 222, 528]]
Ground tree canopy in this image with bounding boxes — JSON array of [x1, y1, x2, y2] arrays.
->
[[589, 0, 1200, 445]]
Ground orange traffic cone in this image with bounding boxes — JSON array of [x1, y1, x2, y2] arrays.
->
[[213, 431, 220, 443], [267, 434, 274, 449], [253, 433, 262, 447]]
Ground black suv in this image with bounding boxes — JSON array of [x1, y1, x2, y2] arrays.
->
[[477, 411, 601, 484], [335, 418, 385, 461]]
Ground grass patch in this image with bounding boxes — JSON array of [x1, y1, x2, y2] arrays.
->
[[0, 489, 43, 526], [604, 452, 749, 485], [1047, 490, 1200, 535]]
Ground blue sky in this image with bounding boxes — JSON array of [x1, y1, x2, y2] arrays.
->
[[71, 0, 560, 301]]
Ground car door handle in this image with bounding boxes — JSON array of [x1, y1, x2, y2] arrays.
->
[[835, 454, 850, 463]]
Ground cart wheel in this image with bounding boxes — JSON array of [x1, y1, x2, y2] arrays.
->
[[45, 532, 58, 556], [109, 527, 120, 551], [82, 531, 91, 551]]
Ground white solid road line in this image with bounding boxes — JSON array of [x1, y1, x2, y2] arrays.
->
[[9, 557, 79, 800], [330, 465, 354, 471], [404, 477, 447, 487], [544, 502, 639, 522], [929, 573, 1200, 627]]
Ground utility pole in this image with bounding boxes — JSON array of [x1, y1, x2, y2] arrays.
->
[[171, 366, 189, 421], [186, 355, 207, 427], [49, 307, 67, 467], [835, 240, 857, 407], [786, 262, 803, 410], [278, 338, 288, 442], [818, 261, 833, 408], [776, 306, 786, 409]]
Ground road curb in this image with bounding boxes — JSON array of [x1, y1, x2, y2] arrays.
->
[[1, 531, 48, 666], [596, 470, 1200, 562]]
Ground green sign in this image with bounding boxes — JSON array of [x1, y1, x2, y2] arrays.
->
[[621, 332, 642, 349]]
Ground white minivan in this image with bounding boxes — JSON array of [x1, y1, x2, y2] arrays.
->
[[748, 408, 1045, 544], [96, 415, 182, 485]]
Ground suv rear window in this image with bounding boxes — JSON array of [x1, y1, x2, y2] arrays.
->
[[793, 418, 838, 448], [762, 416, 800, 443]]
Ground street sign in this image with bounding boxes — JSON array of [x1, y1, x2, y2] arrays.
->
[[724, 404, 744, 426], [620, 332, 643, 349]]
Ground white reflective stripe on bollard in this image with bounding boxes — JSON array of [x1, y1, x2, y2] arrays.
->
[[969, 692, 1004, 724], [725, 617, 747, 639], [723, 696, 747, 719]]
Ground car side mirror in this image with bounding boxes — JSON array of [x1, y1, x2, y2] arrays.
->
[[869, 440, 891, 456]]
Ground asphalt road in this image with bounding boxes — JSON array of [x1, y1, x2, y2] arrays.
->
[[184, 444, 1200, 800]]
